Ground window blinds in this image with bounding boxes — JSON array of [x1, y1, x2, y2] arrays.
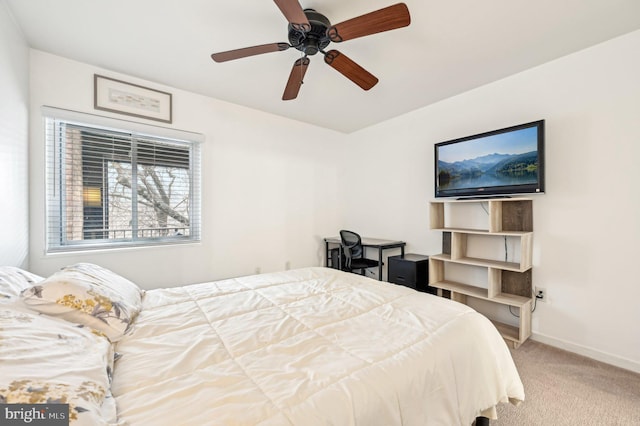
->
[[44, 107, 201, 252]]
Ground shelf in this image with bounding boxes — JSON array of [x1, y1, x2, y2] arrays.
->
[[491, 321, 521, 345], [431, 197, 532, 203], [490, 292, 532, 308], [430, 279, 531, 308], [432, 279, 488, 299], [430, 198, 533, 233], [431, 227, 532, 237], [430, 253, 531, 273]]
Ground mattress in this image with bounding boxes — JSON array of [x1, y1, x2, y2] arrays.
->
[[110, 267, 524, 425]]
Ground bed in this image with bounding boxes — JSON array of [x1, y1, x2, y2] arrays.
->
[[0, 263, 524, 425]]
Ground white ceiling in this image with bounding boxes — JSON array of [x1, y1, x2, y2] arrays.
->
[[6, 0, 640, 133]]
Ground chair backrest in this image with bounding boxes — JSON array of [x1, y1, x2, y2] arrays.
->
[[340, 230, 363, 262]]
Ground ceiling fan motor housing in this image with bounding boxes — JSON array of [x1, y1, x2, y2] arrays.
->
[[288, 9, 331, 56]]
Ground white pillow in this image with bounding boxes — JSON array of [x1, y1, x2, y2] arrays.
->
[[0, 307, 118, 425], [0, 266, 44, 301], [21, 263, 143, 342]]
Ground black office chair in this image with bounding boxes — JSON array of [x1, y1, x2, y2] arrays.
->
[[339, 230, 381, 276]]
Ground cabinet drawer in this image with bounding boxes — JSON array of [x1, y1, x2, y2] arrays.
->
[[389, 273, 417, 289], [389, 265, 417, 286], [388, 254, 430, 291]]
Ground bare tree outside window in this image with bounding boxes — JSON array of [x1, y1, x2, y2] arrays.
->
[[108, 161, 191, 238]]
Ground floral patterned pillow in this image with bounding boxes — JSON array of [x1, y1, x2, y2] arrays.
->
[[0, 266, 44, 302], [0, 307, 119, 425], [21, 263, 143, 342]]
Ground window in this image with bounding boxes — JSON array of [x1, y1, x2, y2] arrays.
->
[[45, 108, 201, 252]]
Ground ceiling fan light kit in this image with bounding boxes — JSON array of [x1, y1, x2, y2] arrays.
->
[[211, 1, 411, 100]]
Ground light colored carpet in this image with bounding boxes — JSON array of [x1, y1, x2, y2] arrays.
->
[[494, 340, 640, 425]]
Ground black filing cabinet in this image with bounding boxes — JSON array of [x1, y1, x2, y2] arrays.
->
[[388, 253, 435, 294]]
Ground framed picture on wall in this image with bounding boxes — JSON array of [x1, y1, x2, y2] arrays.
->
[[94, 74, 172, 123]]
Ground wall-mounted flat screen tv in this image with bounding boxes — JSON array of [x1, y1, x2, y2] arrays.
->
[[434, 120, 545, 198]]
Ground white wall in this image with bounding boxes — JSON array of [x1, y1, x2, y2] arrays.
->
[[28, 51, 345, 288], [343, 30, 640, 372], [0, 1, 30, 268]]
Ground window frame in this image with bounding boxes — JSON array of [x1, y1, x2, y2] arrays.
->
[[44, 107, 202, 253]]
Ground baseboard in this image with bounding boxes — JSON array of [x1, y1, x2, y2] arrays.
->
[[531, 332, 640, 374]]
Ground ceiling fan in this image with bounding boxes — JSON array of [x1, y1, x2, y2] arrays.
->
[[211, 1, 411, 100]]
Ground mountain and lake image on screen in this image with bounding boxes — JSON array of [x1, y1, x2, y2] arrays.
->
[[435, 121, 544, 197]]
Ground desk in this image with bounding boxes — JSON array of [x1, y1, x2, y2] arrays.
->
[[324, 236, 406, 281]]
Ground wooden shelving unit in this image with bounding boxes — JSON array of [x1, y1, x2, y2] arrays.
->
[[429, 198, 533, 348]]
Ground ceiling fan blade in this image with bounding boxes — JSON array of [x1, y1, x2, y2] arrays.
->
[[327, 3, 411, 42], [211, 43, 290, 63], [324, 50, 378, 91], [273, 0, 311, 33], [282, 57, 310, 100]]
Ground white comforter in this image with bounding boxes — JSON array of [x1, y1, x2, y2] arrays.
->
[[111, 267, 523, 425]]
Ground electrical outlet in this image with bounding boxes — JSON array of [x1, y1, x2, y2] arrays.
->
[[535, 287, 546, 303]]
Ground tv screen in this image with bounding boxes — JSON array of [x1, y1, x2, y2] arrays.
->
[[434, 120, 545, 198]]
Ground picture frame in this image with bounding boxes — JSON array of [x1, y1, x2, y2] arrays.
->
[[94, 74, 172, 123]]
